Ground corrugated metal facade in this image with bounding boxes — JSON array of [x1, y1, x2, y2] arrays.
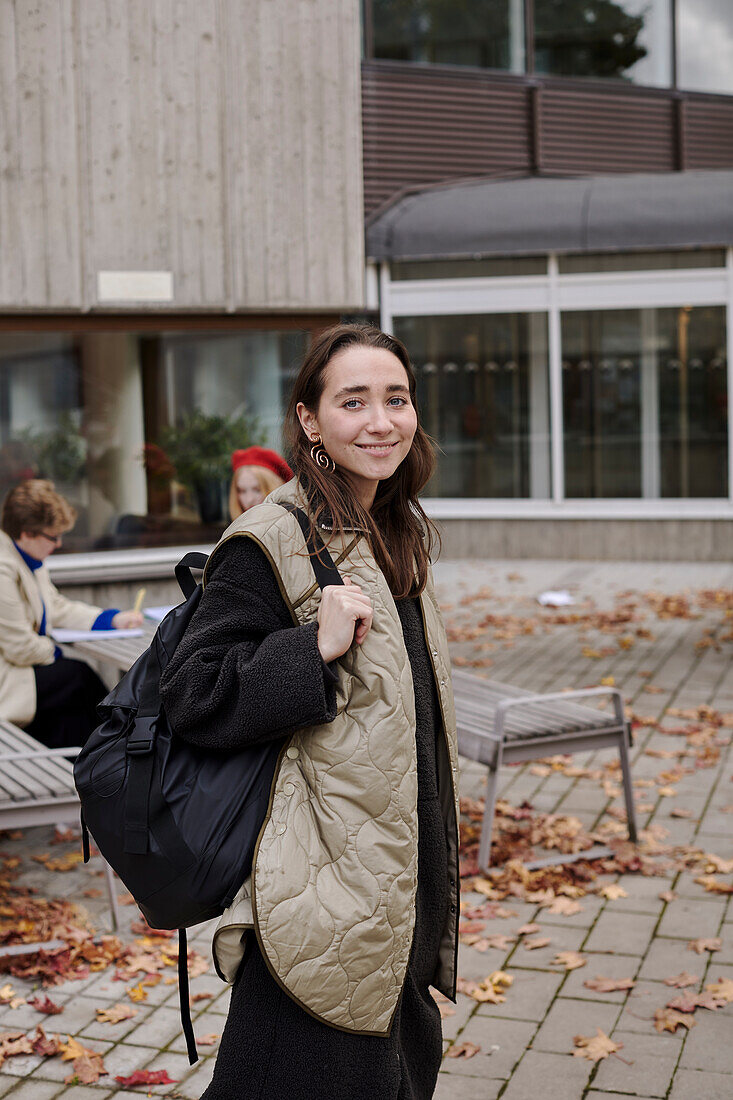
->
[[363, 62, 733, 216]]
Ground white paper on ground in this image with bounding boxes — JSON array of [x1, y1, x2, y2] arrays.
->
[[50, 628, 145, 642], [537, 590, 575, 607], [143, 605, 175, 622]]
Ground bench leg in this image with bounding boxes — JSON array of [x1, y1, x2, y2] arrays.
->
[[478, 743, 503, 872], [102, 858, 121, 932], [618, 726, 638, 844]]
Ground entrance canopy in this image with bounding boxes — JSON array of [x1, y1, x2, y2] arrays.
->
[[366, 170, 733, 261]]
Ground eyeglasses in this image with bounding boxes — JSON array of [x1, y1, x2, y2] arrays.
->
[[37, 531, 63, 546]]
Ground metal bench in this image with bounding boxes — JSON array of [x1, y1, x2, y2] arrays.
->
[[452, 669, 638, 870], [0, 719, 120, 958]]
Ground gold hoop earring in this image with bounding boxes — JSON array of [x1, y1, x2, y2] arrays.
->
[[310, 434, 335, 473]]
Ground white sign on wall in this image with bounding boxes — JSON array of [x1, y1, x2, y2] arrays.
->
[[97, 271, 174, 302]]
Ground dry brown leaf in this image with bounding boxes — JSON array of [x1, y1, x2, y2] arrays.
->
[[59, 1036, 90, 1062], [687, 937, 722, 955], [666, 990, 724, 1013], [663, 971, 699, 988], [654, 1007, 696, 1033], [516, 923, 540, 936], [196, 1033, 219, 1046], [127, 983, 148, 1003], [599, 884, 628, 900], [27, 995, 62, 1015], [523, 937, 551, 951], [572, 1028, 622, 1062], [659, 891, 677, 903], [0, 1032, 33, 1057], [583, 976, 636, 993], [705, 977, 733, 1004], [66, 1050, 107, 1084], [96, 1004, 138, 1024], [694, 875, 733, 896], [472, 879, 501, 900], [481, 934, 515, 951], [704, 854, 733, 874], [545, 897, 582, 917], [31, 1026, 60, 1057], [445, 1041, 481, 1059], [461, 937, 491, 953], [670, 807, 693, 818], [468, 970, 513, 1004], [553, 951, 586, 971]]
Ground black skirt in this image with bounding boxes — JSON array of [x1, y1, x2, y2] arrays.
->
[[201, 790, 448, 1100]]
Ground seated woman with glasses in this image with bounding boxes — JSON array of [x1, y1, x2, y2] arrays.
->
[[0, 479, 144, 749]]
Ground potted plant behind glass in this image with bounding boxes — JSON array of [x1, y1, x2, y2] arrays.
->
[[14, 411, 87, 492], [160, 410, 266, 523]]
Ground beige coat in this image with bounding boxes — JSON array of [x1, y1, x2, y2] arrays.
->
[[207, 481, 460, 1036], [0, 531, 101, 725]]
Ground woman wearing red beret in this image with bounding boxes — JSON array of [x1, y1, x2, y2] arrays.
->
[[228, 447, 293, 520]]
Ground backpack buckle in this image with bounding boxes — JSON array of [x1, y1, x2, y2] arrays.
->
[[127, 716, 156, 755]]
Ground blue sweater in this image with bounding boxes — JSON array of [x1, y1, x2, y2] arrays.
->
[[13, 543, 119, 657]]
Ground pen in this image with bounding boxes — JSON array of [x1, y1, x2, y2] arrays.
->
[[133, 587, 146, 615]]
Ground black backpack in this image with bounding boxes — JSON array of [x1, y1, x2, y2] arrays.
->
[[73, 504, 343, 1062]]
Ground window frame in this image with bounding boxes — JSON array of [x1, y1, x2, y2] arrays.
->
[[379, 248, 733, 517]]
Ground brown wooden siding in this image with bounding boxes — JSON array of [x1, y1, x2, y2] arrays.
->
[[685, 98, 733, 168], [539, 88, 675, 174], [362, 65, 531, 216], [363, 62, 733, 217]]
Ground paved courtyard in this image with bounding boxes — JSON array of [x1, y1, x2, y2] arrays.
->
[[0, 558, 731, 1099]]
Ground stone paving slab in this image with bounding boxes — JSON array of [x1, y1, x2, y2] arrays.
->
[[0, 557, 730, 1098], [500, 1050, 592, 1099], [669, 1067, 733, 1100], [531, 998, 621, 1055]]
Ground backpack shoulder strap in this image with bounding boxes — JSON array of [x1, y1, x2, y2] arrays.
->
[[175, 552, 208, 599], [278, 503, 344, 591]]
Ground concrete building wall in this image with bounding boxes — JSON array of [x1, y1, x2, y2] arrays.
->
[[436, 519, 733, 562], [0, 0, 364, 312]]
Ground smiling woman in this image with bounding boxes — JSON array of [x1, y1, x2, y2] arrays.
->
[[284, 323, 439, 599], [295, 346, 418, 509], [160, 323, 460, 1100]]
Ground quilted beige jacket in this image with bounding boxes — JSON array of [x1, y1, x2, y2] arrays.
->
[[0, 531, 101, 725], [206, 481, 460, 1035]]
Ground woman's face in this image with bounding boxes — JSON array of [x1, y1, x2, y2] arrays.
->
[[297, 346, 418, 509], [17, 528, 63, 562], [235, 467, 265, 512]]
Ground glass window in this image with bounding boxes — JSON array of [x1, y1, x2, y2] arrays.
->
[[0, 329, 308, 552], [562, 311, 643, 497], [558, 249, 726, 274], [533, 0, 672, 86], [656, 307, 728, 497], [391, 257, 547, 280], [370, 0, 525, 72], [393, 313, 552, 498], [677, 0, 733, 95], [562, 306, 728, 499]]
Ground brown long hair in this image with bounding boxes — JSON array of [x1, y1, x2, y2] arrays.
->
[[284, 323, 439, 598]]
